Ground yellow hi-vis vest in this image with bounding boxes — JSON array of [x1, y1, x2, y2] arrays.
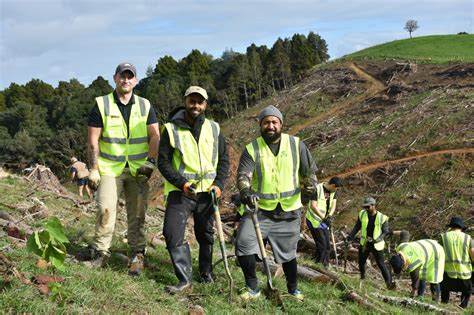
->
[[241, 133, 301, 212], [96, 93, 150, 177], [396, 239, 445, 284], [441, 230, 472, 279], [305, 183, 335, 228], [163, 119, 219, 195], [359, 210, 388, 251]]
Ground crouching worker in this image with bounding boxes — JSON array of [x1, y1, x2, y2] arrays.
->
[[347, 196, 394, 289], [439, 217, 473, 308], [390, 237, 445, 301], [235, 105, 318, 301]]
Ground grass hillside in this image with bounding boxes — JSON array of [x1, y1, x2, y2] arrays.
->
[[2, 38, 474, 313], [0, 175, 465, 314], [345, 34, 474, 62], [222, 59, 473, 237]]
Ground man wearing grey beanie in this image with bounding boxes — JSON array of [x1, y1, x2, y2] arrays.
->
[[234, 105, 318, 301]]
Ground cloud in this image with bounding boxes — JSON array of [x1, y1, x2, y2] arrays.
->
[[1, 0, 473, 89]]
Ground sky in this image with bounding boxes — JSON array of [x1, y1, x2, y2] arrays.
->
[[0, 0, 473, 90]]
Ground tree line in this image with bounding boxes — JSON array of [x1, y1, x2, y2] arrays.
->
[[0, 32, 328, 175]]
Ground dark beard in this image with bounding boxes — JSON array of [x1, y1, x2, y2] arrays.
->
[[261, 130, 281, 143]]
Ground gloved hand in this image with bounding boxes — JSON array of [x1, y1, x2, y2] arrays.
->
[[302, 180, 316, 196], [88, 169, 100, 190], [366, 236, 374, 243], [240, 188, 259, 207], [323, 216, 334, 228], [183, 182, 197, 198], [209, 185, 222, 199], [137, 160, 156, 179]]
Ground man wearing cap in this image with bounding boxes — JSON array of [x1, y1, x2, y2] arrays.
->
[[390, 237, 445, 300], [439, 217, 473, 308], [235, 105, 318, 301], [348, 196, 394, 289], [87, 62, 160, 276], [70, 157, 92, 198], [305, 176, 343, 268], [158, 86, 229, 293]]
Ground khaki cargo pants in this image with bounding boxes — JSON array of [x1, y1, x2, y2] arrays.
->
[[93, 168, 148, 255]]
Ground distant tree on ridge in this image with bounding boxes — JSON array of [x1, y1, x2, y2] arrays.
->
[[404, 19, 419, 38]]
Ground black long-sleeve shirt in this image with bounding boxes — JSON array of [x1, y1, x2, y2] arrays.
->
[[157, 109, 229, 191]]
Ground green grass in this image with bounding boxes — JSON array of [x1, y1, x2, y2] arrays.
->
[[345, 34, 474, 62], [2, 176, 469, 313]]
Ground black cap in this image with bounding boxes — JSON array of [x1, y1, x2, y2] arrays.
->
[[447, 217, 466, 230], [390, 255, 403, 274], [115, 62, 136, 77]]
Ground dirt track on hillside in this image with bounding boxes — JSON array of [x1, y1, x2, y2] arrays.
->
[[326, 147, 474, 179], [289, 63, 386, 135]]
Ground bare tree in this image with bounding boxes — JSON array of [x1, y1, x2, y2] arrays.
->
[[404, 20, 419, 38]]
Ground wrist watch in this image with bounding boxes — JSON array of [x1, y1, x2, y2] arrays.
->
[[147, 157, 156, 164]]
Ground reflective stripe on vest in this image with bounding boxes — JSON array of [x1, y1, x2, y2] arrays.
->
[[359, 210, 388, 251], [305, 183, 335, 228], [163, 119, 219, 195], [397, 239, 445, 283], [96, 93, 150, 177], [441, 231, 472, 279], [247, 133, 301, 211]]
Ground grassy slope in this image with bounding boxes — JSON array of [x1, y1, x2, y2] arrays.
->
[[2, 176, 463, 314], [3, 37, 474, 313], [346, 34, 474, 62], [0, 177, 404, 313]]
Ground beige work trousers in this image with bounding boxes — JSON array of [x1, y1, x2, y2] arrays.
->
[[93, 168, 149, 254]]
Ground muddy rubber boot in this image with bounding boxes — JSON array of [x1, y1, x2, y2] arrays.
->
[[198, 244, 214, 283], [166, 244, 192, 294]]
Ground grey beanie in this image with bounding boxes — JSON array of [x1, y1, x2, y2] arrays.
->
[[258, 105, 283, 124]]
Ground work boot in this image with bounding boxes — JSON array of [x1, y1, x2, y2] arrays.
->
[[198, 272, 214, 283], [165, 244, 192, 294], [386, 281, 396, 290], [128, 252, 145, 277], [198, 243, 213, 283], [87, 245, 109, 268]]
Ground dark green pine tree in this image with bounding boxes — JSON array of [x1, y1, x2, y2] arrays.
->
[[290, 34, 314, 79]]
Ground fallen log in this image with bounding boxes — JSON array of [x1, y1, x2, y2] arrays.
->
[[371, 292, 457, 314], [345, 290, 387, 314]]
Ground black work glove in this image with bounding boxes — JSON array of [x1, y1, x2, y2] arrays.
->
[[137, 158, 156, 180], [240, 188, 259, 207], [322, 216, 333, 228]]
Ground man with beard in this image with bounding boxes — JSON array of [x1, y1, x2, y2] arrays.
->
[[158, 86, 229, 294], [235, 105, 318, 301]]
